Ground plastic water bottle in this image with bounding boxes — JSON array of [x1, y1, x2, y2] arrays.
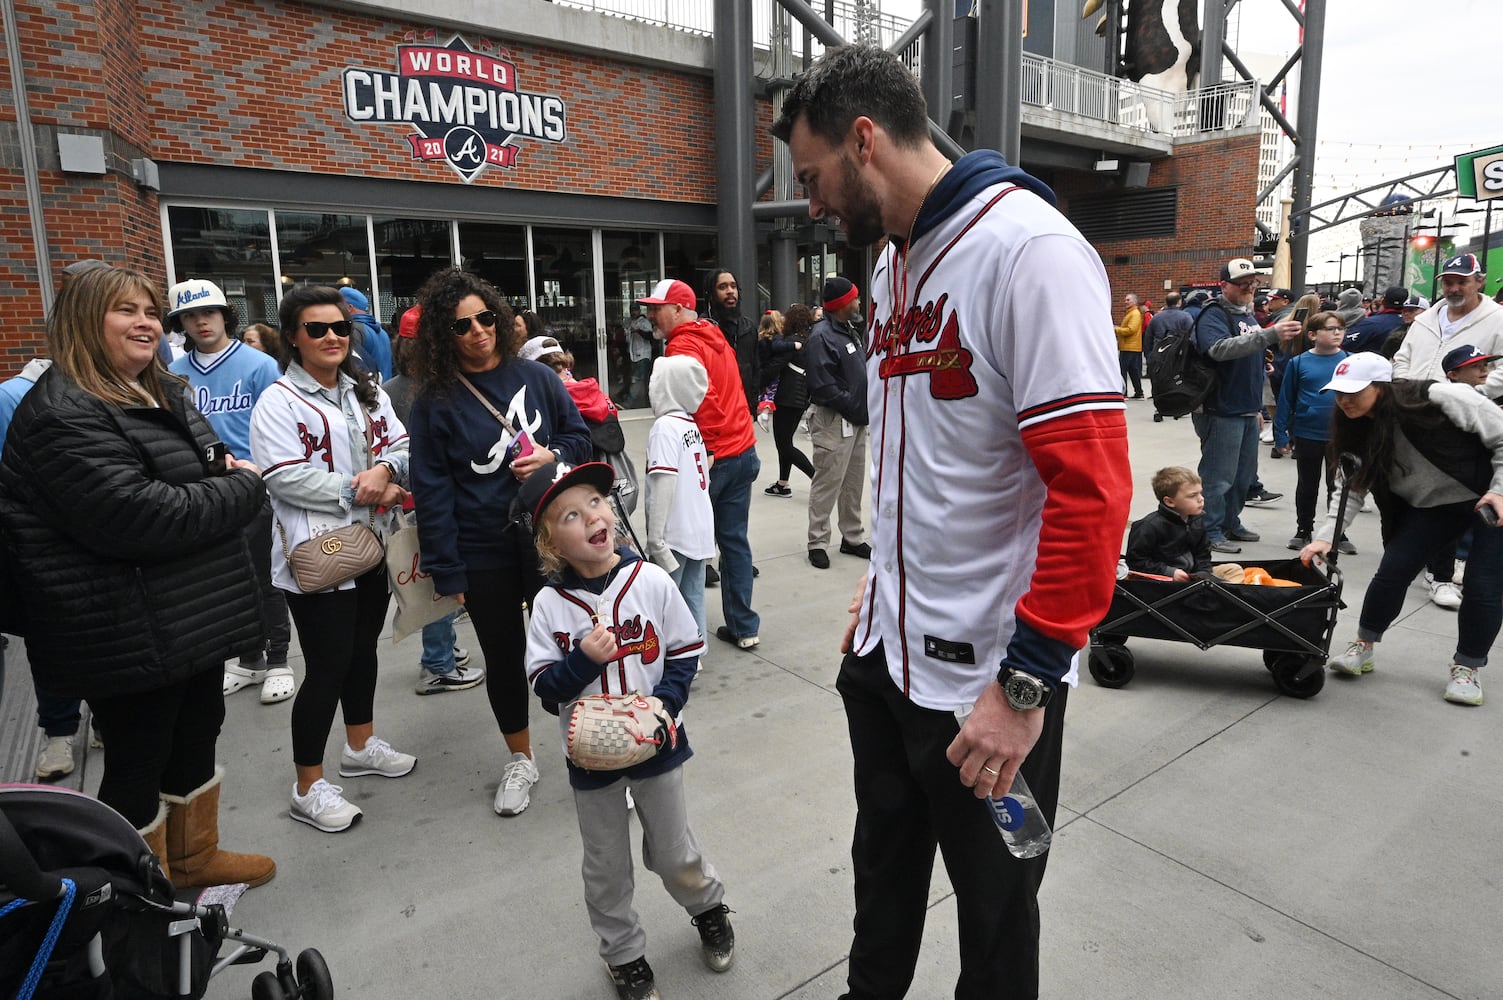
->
[[955, 705, 1052, 859]]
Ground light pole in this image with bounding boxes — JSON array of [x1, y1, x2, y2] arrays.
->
[[1411, 214, 1468, 298]]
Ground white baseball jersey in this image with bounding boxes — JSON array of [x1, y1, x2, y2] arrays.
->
[[645, 412, 715, 560], [249, 365, 408, 592], [526, 553, 704, 755], [853, 180, 1123, 710]]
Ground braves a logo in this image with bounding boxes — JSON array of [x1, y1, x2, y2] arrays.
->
[[472, 385, 544, 475], [869, 293, 978, 400], [369, 415, 392, 455], [552, 630, 571, 655], [297, 423, 333, 470]]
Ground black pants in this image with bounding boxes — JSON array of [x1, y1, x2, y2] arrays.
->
[[772, 404, 814, 482], [1291, 436, 1335, 537], [244, 502, 292, 664], [466, 567, 534, 736], [836, 643, 1067, 1000], [89, 667, 223, 829], [284, 567, 390, 767]]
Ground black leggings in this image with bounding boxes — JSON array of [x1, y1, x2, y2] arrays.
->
[[773, 405, 815, 482], [89, 667, 223, 829], [284, 567, 391, 767], [466, 567, 534, 736]]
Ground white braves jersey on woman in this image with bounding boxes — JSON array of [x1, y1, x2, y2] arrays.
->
[[526, 556, 704, 756], [853, 182, 1122, 710], [645, 412, 715, 560]]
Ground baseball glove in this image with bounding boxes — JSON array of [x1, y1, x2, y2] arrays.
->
[[566, 690, 678, 771]]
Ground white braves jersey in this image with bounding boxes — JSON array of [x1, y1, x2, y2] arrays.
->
[[645, 413, 715, 560], [853, 182, 1122, 709], [526, 556, 704, 757], [249, 369, 408, 592]]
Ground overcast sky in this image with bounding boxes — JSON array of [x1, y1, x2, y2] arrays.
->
[[883, 0, 1498, 281]]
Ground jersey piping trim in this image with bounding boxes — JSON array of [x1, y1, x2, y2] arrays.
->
[[265, 381, 335, 473], [1017, 391, 1126, 430], [187, 340, 241, 375]]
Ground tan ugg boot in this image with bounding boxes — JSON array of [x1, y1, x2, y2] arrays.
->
[[162, 766, 276, 889], [137, 801, 172, 885]]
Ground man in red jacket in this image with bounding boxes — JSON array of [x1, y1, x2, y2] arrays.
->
[[639, 279, 761, 648]]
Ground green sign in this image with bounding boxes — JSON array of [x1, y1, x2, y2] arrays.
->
[[1455, 143, 1503, 202]]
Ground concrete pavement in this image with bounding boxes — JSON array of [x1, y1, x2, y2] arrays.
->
[[5, 398, 1498, 1000]]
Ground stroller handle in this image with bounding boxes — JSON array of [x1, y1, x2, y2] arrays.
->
[[0, 806, 64, 902]]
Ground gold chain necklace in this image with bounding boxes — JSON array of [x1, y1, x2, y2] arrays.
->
[[892, 160, 953, 331]]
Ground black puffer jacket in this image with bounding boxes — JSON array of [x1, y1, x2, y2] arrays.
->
[[0, 367, 266, 699], [757, 335, 810, 411]]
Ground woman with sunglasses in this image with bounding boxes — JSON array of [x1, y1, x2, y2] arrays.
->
[[0, 267, 274, 887], [406, 269, 591, 817], [249, 285, 413, 833]]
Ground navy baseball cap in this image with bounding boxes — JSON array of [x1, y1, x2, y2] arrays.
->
[[517, 461, 616, 531], [1440, 253, 1483, 277], [1441, 345, 1501, 373]]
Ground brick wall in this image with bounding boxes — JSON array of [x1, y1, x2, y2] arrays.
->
[[1054, 132, 1263, 310]]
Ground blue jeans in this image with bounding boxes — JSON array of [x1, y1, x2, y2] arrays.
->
[[1193, 413, 1259, 541], [668, 553, 707, 650], [420, 611, 460, 673], [707, 446, 760, 638]]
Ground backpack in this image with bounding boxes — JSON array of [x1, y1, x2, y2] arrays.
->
[[1146, 306, 1218, 417], [588, 412, 639, 516]]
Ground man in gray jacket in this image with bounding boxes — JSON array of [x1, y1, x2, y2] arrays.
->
[[804, 277, 870, 569]]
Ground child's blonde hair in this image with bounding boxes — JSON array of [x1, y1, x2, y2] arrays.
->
[[1151, 466, 1200, 503]]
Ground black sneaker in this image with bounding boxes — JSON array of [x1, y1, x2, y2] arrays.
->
[[691, 903, 735, 973], [1245, 489, 1284, 506], [808, 548, 830, 569], [607, 956, 660, 1000], [839, 540, 872, 559], [1286, 534, 1310, 551], [764, 482, 792, 498], [1336, 538, 1358, 555], [704, 563, 720, 587]]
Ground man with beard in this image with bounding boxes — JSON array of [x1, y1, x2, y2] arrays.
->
[[704, 269, 759, 416], [1393, 254, 1503, 394], [772, 44, 1131, 1000]]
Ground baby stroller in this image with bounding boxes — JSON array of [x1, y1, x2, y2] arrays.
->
[[0, 784, 331, 1000]]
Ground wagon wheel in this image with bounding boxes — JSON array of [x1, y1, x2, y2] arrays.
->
[[1089, 643, 1134, 689], [296, 948, 334, 1000], [251, 971, 286, 1000], [1268, 653, 1325, 699]]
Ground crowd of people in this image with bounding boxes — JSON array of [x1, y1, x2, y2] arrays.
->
[[3, 39, 1501, 1000]]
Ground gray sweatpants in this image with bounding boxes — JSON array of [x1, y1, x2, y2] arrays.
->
[[807, 405, 867, 550], [573, 765, 724, 966]]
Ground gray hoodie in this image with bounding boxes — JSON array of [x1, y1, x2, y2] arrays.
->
[[645, 356, 710, 571]]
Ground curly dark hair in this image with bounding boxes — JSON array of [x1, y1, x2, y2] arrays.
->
[[277, 284, 379, 411], [782, 303, 816, 340], [409, 269, 515, 395]]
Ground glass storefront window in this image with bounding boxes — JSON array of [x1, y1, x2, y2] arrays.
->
[[661, 232, 719, 312], [166, 206, 277, 327], [372, 217, 453, 322], [601, 230, 660, 407], [458, 222, 531, 309], [532, 227, 598, 383], [275, 211, 374, 312]]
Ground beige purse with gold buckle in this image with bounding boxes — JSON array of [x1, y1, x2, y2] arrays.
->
[[279, 511, 382, 592]]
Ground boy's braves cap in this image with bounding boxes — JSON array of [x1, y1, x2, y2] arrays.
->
[[637, 279, 696, 310], [397, 305, 421, 339], [1220, 258, 1258, 282], [1441, 344, 1501, 373], [1321, 352, 1393, 393], [166, 279, 229, 318], [1440, 253, 1483, 277], [517, 461, 616, 531], [823, 276, 859, 311]]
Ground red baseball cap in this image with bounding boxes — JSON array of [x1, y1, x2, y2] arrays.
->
[[637, 279, 696, 310]]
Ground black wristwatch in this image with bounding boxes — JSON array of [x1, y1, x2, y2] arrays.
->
[[999, 668, 1053, 711]]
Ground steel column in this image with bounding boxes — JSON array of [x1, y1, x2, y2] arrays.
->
[[713, 0, 759, 308], [919, 0, 952, 139], [1200, 0, 1224, 86], [975, 0, 1023, 162], [1288, 0, 1325, 290]]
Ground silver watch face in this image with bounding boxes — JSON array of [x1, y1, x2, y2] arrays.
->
[[1004, 671, 1045, 709]]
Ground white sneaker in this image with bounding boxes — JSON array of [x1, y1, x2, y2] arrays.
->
[[1426, 574, 1463, 611], [1444, 664, 1484, 706], [494, 752, 539, 816], [414, 662, 485, 695], [339, 736, 417, 778], [1259, 425, 1274, 444], [290, 779, 363, 832], [1327, 640, 1375, 676], [36, 736, 76, 780]]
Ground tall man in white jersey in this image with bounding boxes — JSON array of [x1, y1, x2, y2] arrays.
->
[[773, 46, 1131, 1000]]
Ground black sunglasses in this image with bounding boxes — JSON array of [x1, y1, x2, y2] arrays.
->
[[301, 320, 352, 339], [451, 310, 497, 335]]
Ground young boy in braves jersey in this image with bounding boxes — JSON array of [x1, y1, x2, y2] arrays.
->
[[166, 279, 290, 704], [521, 461, 733, 1000]]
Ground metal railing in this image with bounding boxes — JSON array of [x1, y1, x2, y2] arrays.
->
[[1019, 53, 1259, 137], [555, 0, 913, 52]]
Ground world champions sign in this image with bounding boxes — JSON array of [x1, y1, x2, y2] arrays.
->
[[343, 35, 568, 183]]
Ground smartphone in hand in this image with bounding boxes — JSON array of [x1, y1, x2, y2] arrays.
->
[[1292, 307, 1309, 323], [503, 430, 534, 467], [1480, 504, 1500, 528], [205, 441, 228, 474]]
